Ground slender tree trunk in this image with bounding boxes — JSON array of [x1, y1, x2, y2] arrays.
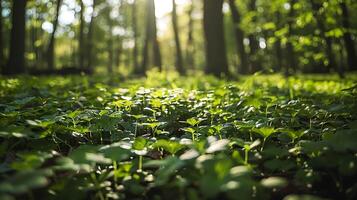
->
[[108, 39, 113, 74], [141, 0, 152, 75], [274, 40, 283, 73], [47, 0, 62, 70], [34, 6, 42, 68], [86, 0, 97, 71], [172, 0, 184, 74], [274, 12, 283, 72], [0, 0, 4, 70], [151, 0, 162, 71], [107, 10, 113, 74], [340, 1, 357, 71], [285, 0, 297, 75], [78, 0, 85, 69], [5, 0, 27, 75], [185, 0, 195, 71], [203, 0, 229, 76], [338, 40, 345, 78], [132, 0, 139, 73], [310, 0, 338, 75], [115, 41, 122, 69], [247, 0, 261, 73], [228, 0, 248, 74], [141, 31, 150, 75], [141, 0, 162, 74], [30, 19, 36, 67]]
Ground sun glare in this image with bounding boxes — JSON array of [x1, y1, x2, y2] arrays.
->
[[154, 0, 172, 18], [154, 0, 189, 18], [154, 0, 190, 34]]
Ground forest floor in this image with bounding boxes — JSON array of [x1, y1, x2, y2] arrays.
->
[[0, 72, 357, 200]]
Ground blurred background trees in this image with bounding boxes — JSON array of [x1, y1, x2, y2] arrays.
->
[[0, 0, 356, 77]]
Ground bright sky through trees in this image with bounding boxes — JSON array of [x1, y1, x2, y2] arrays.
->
[[155, 0, 189, 17], [49, 0, 189, 34]]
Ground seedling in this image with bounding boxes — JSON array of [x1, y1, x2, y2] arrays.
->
[[183, 117, 204, 141], [253, 127, 276, 150]]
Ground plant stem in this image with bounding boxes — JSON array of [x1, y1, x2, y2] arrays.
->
[[113, 161, 117, 183], [244, 149, 248, 164], [138, 155, 143, 172], [261, 138, 267, 151]]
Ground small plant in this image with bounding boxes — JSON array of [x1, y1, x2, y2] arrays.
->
[[252, 127, 276, 150], [183, 117, 203, 141]]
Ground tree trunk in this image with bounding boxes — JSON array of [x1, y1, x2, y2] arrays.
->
[[141, 0, 162, 74], [310, 0, 338, 75], [78, 0, 85, 69], [203, 0, 229, 76], [338, 40, 345, 78], [115, 41, 122, 69], [47, 0, 62, 70], [5, 0, 27, 75], [108, 38, 113, 74], [185, 0, 195, 70], [141, 36, 149, 75], [247, 0, 261, 73], [228, 0, 248, 74], [107, 9, 113, 74], [151, 0, 162, 71], [285, 0, 297, 75], [172, 0, 185, 75], [340, 1, 357, 71], [86, 0, 98, 71], [274, 12, 283, 72], [0, 0, 4, 70], [33, 5, 42, 68], [132, 0, 139, 73]]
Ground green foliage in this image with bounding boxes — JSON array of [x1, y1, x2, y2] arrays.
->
[[0, 73, 356, 199]]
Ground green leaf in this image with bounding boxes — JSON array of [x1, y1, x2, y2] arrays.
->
[[0, 169, 53, 194], [186, 118, 201, 126], [132, 137, 148, 150], [99, 143, 132, 162], [144, 157, 184, 186], [206, 139, 230, 153], [154, 139, 183, 155], [261, 177, 288, 188], [253, 127, 276, 139]]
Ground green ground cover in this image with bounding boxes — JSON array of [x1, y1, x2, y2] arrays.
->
[[0, 73, 356, 200]]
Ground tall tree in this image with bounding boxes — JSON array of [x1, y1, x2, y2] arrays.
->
[[86, 0, 98, 71], [228, 0, 248, 74], [203, 0, 229, 76], [141, 0, 162, 74], [132, 0, 139, 73], [114, 1, 125, 71], [247, 0, 261, 73], [0, 0, 4, 70], [47, 0, 62, 70], [274, 11, 283, 72], [310, 0, 337, 74], [185, 0, 195, 70], [114, 41, 122, 69], [172, 0, 185, 74], [340, 1, 356, 71], [78, 0, 85, 68], [285, 0, 297, 75], [106, 6, 114, 74], [32, 4, 44, 69], [5, 0, 27, 75], [107, 29, 113, 74]]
